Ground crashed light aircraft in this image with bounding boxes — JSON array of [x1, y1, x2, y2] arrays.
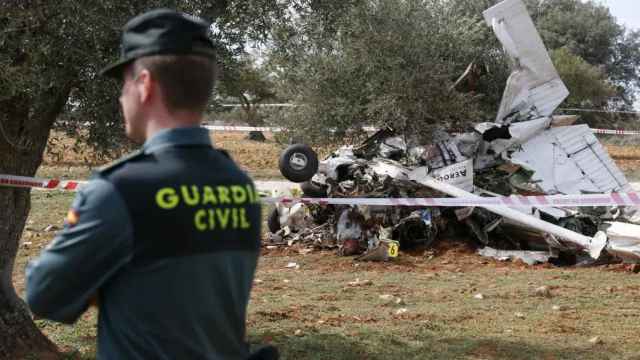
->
[[268, 0, 640, 266]]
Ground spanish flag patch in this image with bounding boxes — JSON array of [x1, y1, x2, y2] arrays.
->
[[65, 209, 79, 227]]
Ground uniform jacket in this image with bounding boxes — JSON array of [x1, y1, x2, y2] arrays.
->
[[26, 127, 262, 360]]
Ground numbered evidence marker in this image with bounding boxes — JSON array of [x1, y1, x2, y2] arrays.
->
[[386, 240, 400, 258]]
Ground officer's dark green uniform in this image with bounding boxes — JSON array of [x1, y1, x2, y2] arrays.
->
[[26, 9, 263, 360], [26, 127, 262, 359]]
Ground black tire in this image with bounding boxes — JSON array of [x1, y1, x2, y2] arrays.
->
[[267, 208, 281, 233], [301, 180, 327, 197], [278, 144, 319, 183]]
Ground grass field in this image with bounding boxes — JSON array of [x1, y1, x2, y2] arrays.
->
[[12, 133, 640, 359]]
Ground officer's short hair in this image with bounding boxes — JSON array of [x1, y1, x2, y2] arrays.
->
[[134, 55, 216, 114]]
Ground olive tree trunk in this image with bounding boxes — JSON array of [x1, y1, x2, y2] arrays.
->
[[0, 84, 73, 358]]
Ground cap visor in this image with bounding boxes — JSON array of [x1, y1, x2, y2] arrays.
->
[[99, 58, 132, 78]]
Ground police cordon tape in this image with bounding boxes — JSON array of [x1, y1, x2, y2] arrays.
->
[[203, 125, 640, 136], [591, 128, 640, 136], [268, 193, 640, 207], [0, 174, 85, 191], [2, 173, 640, 208], [203, 125, 284, 132], [202, 125, 379, 132]]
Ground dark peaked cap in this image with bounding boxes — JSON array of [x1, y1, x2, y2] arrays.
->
[[100, 8, 216, 78]]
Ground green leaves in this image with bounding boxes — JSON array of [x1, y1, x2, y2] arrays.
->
[[269, 0, 488, 144], [0, 0, 288, 156]]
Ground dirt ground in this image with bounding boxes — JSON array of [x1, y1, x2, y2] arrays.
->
[[12, 133, 640, 359]]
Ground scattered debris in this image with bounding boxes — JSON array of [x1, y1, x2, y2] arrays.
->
[[514, 312, 525, 319], [379, 294, 395, 303], [264, 0, 640, 270], [478, 248, 556, 266], [285, 262, 300, 270], [355, 242, 390, 262], [44, 224, 59, 232], [348, 278, 373, 287], [395, 308, 408, 316], [552, 305, 566, 311], [601, 222, 640, 263], [534, 286, 552, 298], [589, 336, 603, 345]]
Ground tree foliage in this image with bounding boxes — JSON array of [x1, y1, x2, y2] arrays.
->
[[529, 0, 640, 107], [550, 47, 616, 109], [549, 47, 620, 127], [216, 57, 277, 126], [0, 0, 286, 158], [268, 0, 494, 144], [265, 0, 639, 143]]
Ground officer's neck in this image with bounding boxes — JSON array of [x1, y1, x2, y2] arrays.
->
[[143, 110, 204, 141]]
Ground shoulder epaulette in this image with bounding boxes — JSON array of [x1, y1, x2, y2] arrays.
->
[[96, 149, 146, 175]]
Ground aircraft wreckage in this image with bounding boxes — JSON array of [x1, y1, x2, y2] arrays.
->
[[266, 0, 640, 266]]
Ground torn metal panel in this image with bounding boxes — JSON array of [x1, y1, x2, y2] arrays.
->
[[483, 0, 568, 123], [378, 136, 407, 160], [321, 147, 358, 181], [603, 222, 640, 263], [510, 125, 630, 194], [370, 159, 411, 180], [478, 247, 556, 265]]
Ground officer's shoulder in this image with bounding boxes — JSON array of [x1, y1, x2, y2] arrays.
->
[[95, 149, 146, 176]]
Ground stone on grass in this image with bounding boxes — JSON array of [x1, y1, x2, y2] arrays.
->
[[534, 286, 552, 298], [589, 336, 603, 345], [395, 308, 408, 315]]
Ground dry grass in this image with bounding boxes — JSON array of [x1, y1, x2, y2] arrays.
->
[[604, 145, 640, 179], [14, 194, 640, 359], [247, 245, 640, 360], [605, 144, 640, 159], [11, 133, 640, 359], [40, 131, 287, 180]]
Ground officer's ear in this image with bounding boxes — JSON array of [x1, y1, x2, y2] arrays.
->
[[135, 68, 154, 104]]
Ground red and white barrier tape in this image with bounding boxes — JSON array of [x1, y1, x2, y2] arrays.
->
[[202, 125, 378, 133], [0, 175, 86, 191], [203, 125, 284, 132], [591, 128, 640, 136], [261, 193, 640, 207], [204, 124, 640, 136], [2, 174, 639, 208]]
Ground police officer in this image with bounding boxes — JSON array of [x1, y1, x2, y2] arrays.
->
[[26, 9, 273, 360]]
